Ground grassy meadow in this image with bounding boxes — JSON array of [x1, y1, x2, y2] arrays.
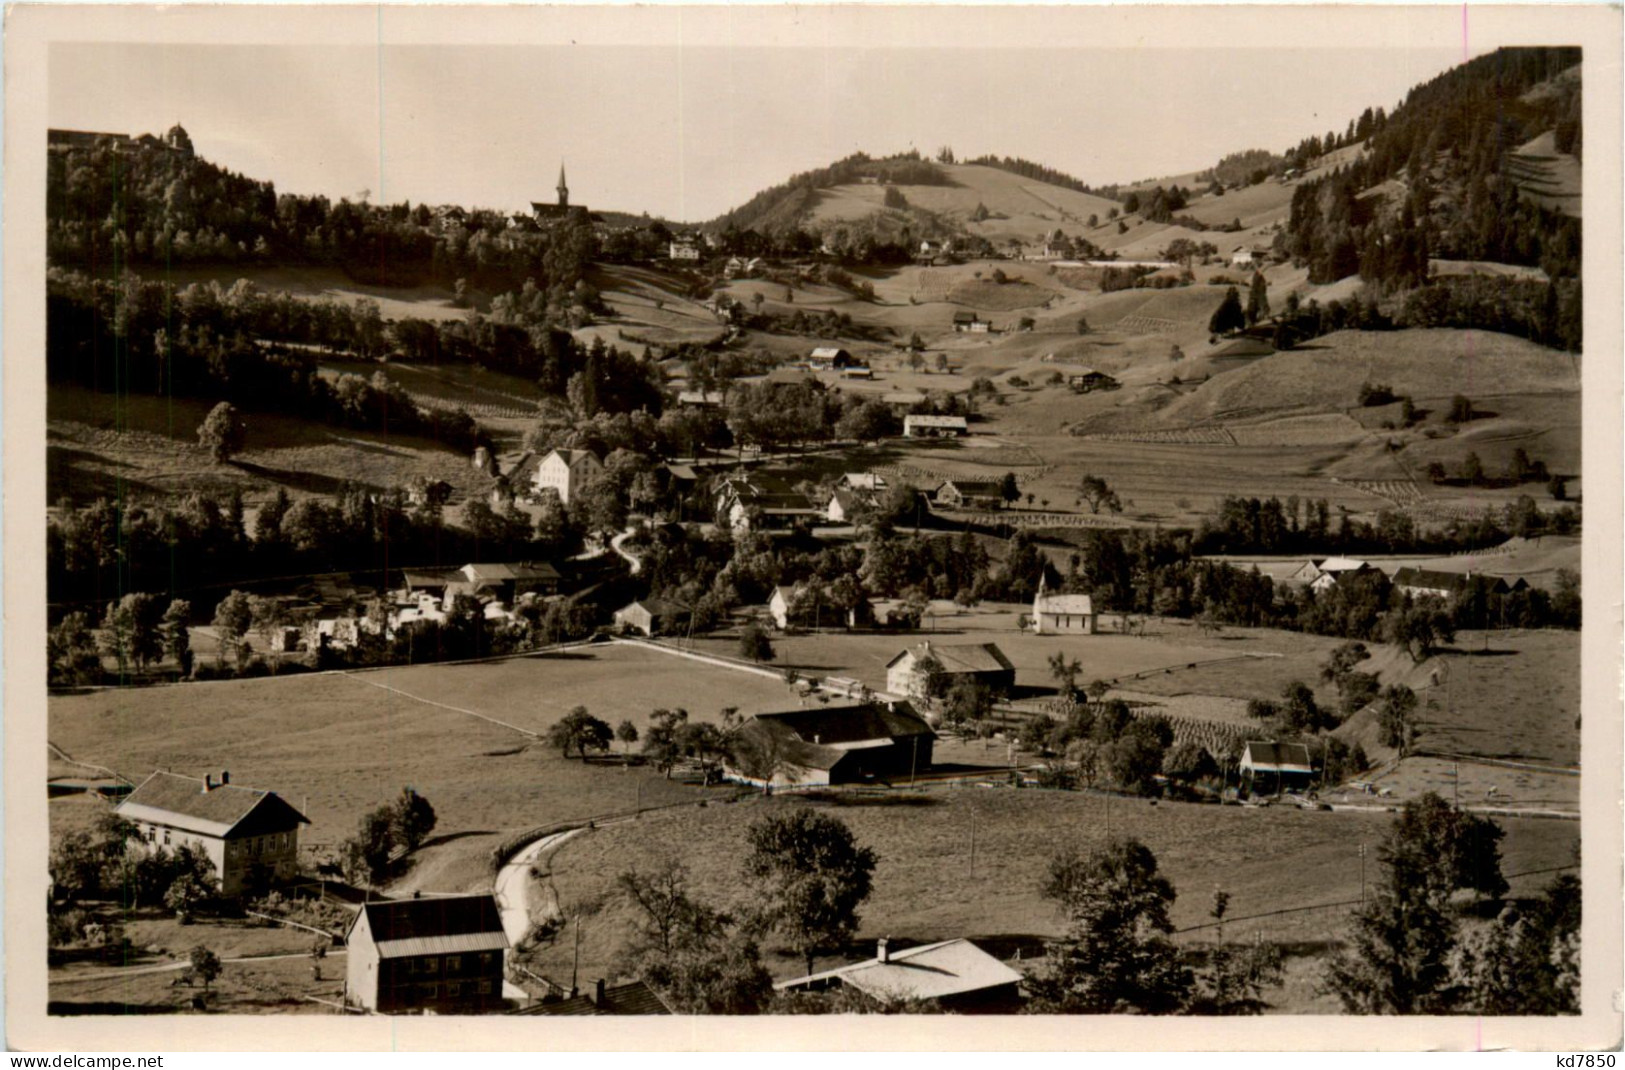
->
[[527, 789, 1578, 1011]]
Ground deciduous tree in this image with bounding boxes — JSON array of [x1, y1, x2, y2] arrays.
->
[[742, 810, 878, 976], [1027, 838, 1190, 1013]]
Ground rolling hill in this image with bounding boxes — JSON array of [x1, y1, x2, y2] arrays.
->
[[808, 163, 1122, 243]]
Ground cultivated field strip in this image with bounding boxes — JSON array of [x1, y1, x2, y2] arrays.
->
[[1332, 476, 1427, 505], [1036, 696, 1256, 754], [411, 394, 539, 422], [1078, 427, 1237, 445], [1111, 315, 1180, 335]]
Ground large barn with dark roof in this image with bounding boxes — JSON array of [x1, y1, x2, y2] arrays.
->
[[725, 701, 936, 788]]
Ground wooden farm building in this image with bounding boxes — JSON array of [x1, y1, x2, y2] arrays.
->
[[933, 478, 1004, 510], [344, 894, 509, 1014], [612, 598, 692, 637], [401, 561, 560, 604], [886, 640, 1015, 699], [903, 413, 962, 439], [1239, 741, 1314, 797], [724, 701, 936, 789], [776, 938, 1023, 1013], [809, 346, 858, 369], [1068, 368, 1118, 393], [116, 772, 310, 898], [1390, 567, 1507, 600]]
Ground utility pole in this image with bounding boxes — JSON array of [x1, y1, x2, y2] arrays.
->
[[1359, 843, 1367, 907], [970, 808, 977, 875]]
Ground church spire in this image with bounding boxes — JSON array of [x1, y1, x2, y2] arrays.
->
[[556, 161, 569, 208]]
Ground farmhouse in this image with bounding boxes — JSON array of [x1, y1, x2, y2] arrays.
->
[[401, 561, 560, 605], [768, 585, 798, 629], [825, 487, 875, 524], [902, 414, 968, 438], [1032, 578, 1097, 635], [1288, 556, 1374, 593], [724, 701, 936, 788], [842, 472, 888, 492], [115, 771, 310, 897], [952, 311, 991, 333], [1068, 368, 1118, 393], [1229, 247, 1255, 268], [776, 938, 1023, 1013], [531, 448, 603, 505], [676, 390, 725, 409], [669, 239, 701, 261], [1390, 567, 1499, 600], [1239, 741, 1315, 798], [886, 640, 1016, 699], [612, 598, 692, 637], [883, 391, 928, 412], [934, 479, 1004, 510], [809, 346, 857, 369], [716, 476, 822, 534], [344, 894, 508, 1015]]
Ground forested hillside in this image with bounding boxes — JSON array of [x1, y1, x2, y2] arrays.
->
[[1280, 47, 1582, 349], [47, 125, 612, 293]]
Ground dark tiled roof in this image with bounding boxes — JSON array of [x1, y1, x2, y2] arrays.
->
[[1242, 741, 1314, 772], [117, 772, 309, 838], [1392, 567, 1468, 593], [755, 702, 934, 747], [351, 894, 505, 945]]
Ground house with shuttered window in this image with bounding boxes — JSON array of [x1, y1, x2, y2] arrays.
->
[[115, 771, 310, 897], [344, 894, 510, 1014]]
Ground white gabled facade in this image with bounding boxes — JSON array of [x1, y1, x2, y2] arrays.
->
[[531, 449, 603, 505]]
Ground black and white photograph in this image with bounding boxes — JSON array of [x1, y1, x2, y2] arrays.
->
[[5, 2, 1621, 1053]]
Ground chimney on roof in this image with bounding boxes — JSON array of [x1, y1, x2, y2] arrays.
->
[[593, 979, 606, 1006], [202, 774, 215, 793], [877, 937, 890, 963], [219, 770, 230, 787]]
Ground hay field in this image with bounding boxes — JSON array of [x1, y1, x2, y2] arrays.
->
[[687, 609, 1345, 700], [1158, 330, 1579, 424], [806, 164, 1121, 243], [150, 265, 471, 323], [46, 644, 803, 850], [533, 790, 1576, 1005], [47, 384, 481, 509], [1410, 630, 1581, 767]]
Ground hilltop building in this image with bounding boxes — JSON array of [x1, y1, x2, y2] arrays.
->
[[531, 162, 597, 223], [115, 771, 310, 897]]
